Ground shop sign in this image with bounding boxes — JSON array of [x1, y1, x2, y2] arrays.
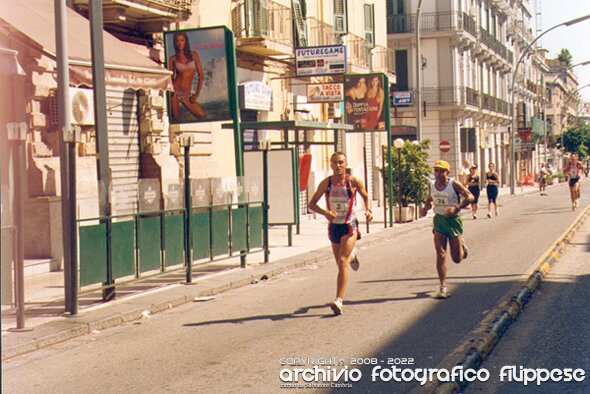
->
[[295, 45, 346, 77], [239, 81, 272, 111], [306, 83, 344, 103]]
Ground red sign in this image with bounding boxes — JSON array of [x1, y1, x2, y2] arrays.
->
[[439, 140, 451, 153]]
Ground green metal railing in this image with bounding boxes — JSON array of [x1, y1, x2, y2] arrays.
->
[[77, 202, 264, 288]]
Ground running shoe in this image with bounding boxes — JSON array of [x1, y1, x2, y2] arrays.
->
[[435, 287, 450, 299], [487, 212, 492, 218], [462, 242, 469, 260], [349, 247, 360, 271], [495, 207, 500, 216], [473, 214, 477, 219], [330, 299, 343, 315], [572, 202, 576, 211]]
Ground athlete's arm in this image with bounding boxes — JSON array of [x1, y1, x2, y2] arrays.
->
[[308, 178, 336, 221], [449, 180, 474, 217], [420, 184, 433, 217]]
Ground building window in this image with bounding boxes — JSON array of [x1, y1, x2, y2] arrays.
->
[[334, 0, 348, 34]]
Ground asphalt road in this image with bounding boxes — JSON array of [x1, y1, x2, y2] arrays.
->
[[467, 214, 590, 393], [2, 182, 589, 394]]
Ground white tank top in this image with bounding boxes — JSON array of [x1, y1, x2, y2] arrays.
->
[[326, 176, 356, 224], [431, 178, 460, 216]]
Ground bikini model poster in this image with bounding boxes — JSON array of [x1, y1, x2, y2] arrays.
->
[[164, 27, 234, 124]]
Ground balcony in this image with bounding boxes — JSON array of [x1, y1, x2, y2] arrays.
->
[[305, 17, 339, 47], [72, 0, 192, 35], [343, 33, 370, 71], [372, 45, 395, 81], [465, 87, 480, 107], [231, 0, 293, 57], [387, 12, 463, 34]]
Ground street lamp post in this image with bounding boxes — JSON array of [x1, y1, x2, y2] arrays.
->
[[394, 138, 404, 223], [510, 14, 590, 195], [415, 0, 424, 141]]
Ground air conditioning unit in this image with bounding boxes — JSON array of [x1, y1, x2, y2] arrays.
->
[[69, 87, 94, 125]]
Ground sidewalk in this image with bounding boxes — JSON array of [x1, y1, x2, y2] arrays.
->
[[1, 183, 542, 360]]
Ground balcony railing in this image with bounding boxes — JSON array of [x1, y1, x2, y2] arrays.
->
[[479, 27, 512, 63], [372, 45, 395, 76], [387, 12, 463, 34], [231, 0, 292, 47], [305, 17, 338, 47], [465, 87, 480, 107], [393, 86, 510, 116], [462, 13, 478, 37], [388, 12, 512, 64], [344, 33, 370, 69]]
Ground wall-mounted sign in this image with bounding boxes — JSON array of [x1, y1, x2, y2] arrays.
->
[[392, 91, 413, 105], [306, 83, 344, 103], [295, 45, 346, 77], [239, 81, 272, 111]]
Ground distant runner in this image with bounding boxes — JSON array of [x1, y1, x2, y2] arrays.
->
[[466, 164, 480, 219], [538, 162, 550, 196], [485, 163, 500, 218], [420, 160, 474, 299], [564, 152, 585, 210], [308, 152, 372, 315]]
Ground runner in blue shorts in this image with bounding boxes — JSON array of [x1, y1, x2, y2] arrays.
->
[[309, 152, 372, 315]]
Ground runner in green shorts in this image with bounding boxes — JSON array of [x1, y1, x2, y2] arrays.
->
[[420, 160, 474, 299]]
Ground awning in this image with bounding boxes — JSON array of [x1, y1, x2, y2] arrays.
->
[[0, 0, 171, 90], [0, 47, 25, 76]]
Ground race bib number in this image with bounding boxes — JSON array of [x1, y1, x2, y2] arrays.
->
[[433, 194, 449, 215]]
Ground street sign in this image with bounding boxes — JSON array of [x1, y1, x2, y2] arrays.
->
[[393, 91, 413, 105], [439, 140, 451, 153]]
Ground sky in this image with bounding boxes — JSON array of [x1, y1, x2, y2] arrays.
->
[[539, 0, 590, 101]]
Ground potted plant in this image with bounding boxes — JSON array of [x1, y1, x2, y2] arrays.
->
[[383, 139, 431, 222]]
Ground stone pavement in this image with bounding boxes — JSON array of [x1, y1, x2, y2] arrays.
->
[[0, 183, 544, 361]]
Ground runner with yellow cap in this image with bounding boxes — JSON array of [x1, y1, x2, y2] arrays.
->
[[420, 160, 474, 299]]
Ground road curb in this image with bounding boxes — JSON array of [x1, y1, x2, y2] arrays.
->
[[431, 204, 590, 394]]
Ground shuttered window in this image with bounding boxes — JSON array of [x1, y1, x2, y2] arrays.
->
[[364, 3, 375, 48], [292, 0, 308, 47], [334, 0, 348, 35]]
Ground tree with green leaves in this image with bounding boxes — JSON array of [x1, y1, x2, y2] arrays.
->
[[385, 139, 432, 207], [557, 48, 573, 67], [562, 124, 590, 157]]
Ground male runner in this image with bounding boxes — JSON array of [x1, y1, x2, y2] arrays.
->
[[420, 160, 474, 299], [309, 152, 372, 315]]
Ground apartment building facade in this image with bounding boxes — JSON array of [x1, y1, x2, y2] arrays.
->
[[387, 0, 549, 185]]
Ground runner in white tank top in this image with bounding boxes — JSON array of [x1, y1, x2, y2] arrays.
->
[[564, 152, 585, 210], [420, 160, 474, 299], [309, 152, 372, 315]]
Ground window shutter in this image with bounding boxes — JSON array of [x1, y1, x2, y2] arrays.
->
[[292, 0, 308, 47], [364, 3, 375, 48], [333, 0, 348, 35]]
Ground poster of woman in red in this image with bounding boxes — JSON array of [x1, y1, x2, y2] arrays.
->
[[344, 73, 386, 132]]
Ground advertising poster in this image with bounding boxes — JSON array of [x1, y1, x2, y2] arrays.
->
[[164, 27, 233, 124], [343, 73, 387, 132], [306, 83, 344, 103]]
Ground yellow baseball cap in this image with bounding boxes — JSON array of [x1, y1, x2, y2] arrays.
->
[[433, 160, 451, 171]]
